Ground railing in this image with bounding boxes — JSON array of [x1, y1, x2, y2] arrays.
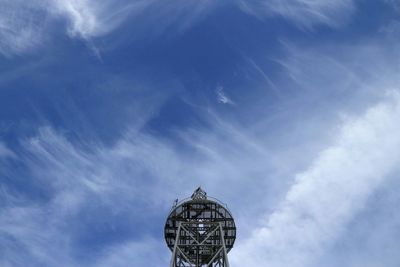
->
[[169, 195, 233, 216]]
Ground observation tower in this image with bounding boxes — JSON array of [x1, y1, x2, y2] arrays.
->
[[164, 187, 236, 267]]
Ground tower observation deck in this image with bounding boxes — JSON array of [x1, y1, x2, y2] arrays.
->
[[164, 187, 236, 267]]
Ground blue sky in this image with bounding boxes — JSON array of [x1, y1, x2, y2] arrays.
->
[[1, 1, 400, 266]]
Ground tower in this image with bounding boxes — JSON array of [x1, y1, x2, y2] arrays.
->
[[164, 187, 236, 267]]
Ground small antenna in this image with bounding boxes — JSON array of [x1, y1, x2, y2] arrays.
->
[[191, 186, 207, 200], [172, 198, 178, 208]]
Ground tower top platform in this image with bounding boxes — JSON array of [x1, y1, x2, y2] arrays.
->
[[164, 188, 236, 266]]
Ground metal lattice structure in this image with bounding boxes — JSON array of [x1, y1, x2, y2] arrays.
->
[[164, 188, 236, 267]]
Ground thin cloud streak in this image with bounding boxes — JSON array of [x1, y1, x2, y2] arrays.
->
[[216, 86, 235, 105], [0, 142, 15, 159], [237, 0, 354, 28]]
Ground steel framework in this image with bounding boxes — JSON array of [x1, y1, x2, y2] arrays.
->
[[165, 188, 235, 267]]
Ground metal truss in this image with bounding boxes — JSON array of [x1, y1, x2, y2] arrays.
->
[[170, 221, 230, 267]]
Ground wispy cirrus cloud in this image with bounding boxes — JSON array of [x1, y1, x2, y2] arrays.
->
[[94, 238, 167, 267], [0, 1, 48, 57], [3, 88, 400, 267], [237, 0, 355, 28], [0, 0, 357, 57], [51, 0, 146, 39], [0, 127, 173, 267], [0, 0, 220, 57], [0, 122, 272, 266], [0, 0, 141, 56], [2, 5, 400, 266]]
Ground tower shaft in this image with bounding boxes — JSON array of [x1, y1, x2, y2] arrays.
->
[[170, 221, 230, 267]]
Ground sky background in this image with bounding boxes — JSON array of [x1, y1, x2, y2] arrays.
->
[[1, 0, 400, 266]]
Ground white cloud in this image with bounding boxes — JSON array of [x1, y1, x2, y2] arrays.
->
[[3, 86, 400, 266], [50, 0, 146, 39], [2, 27, 400, 267], [230, 91, 400, 267], [237, 0, 355, 28], [216, 86, 235, 105], [7, 87, 400, 267]]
